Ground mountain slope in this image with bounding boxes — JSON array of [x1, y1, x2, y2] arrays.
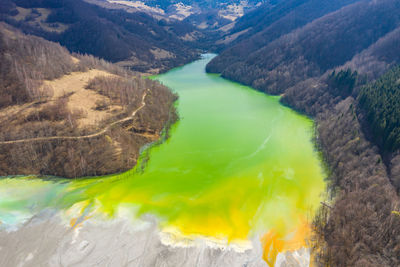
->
[[211, 0, 360, 56], [208, 0, 400, 94], [0, 0, 200, 73], [0, 23, 177, 178]]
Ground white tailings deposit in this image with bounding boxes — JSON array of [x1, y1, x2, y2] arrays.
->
[[0, 212, 310, 267]]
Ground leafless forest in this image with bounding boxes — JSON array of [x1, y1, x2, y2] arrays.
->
[[0, 23, 177, 178]]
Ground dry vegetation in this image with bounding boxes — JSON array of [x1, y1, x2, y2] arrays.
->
[[0, 23, 177, 178], [0, 22, 75, 107], [281, 58, 400, 267], [0, 0, 201, 73], [11, 6, 70, 33], [208, 0, 400, 94], [279, 66, 400, 266], [307, 97, 400, 266], [280, 52, 400, 267]]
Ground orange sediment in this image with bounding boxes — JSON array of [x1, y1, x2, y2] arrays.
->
[[261, 218, 312, 266]]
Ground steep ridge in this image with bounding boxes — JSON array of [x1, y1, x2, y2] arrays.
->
[[283, 25, 400, 117], [210, 0, 360, 63], [209, 0, 400, 94], [0, 23, 177, 178]]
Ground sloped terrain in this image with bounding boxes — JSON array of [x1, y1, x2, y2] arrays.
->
[[0, 0, 201, 73], [208, 0, 400, 94], [210, 0, 360, 55], [0, 23, 177, 178]]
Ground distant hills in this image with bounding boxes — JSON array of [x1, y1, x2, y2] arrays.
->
[[0, 0, 202, 73], [138, 0, 263, 10], [133, 0, 263, 18], [92, 0, 265, 30]]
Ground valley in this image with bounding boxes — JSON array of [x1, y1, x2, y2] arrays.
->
[[1, 0, 400, 266]]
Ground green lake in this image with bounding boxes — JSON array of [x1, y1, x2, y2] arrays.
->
[[0, 54, 325, 263]]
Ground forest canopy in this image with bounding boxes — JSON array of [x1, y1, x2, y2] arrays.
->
[[358, 66, 400, 152]]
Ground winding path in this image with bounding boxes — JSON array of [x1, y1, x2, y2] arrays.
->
[[0, 90, 149, 145]]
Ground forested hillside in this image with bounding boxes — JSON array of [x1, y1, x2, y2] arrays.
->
[[211, 0, 360, 55], [358, 66, 400, 153], [291, 64, 400, 266], [0, 23, 177, 178], [208, 0, 400, 94], [0, 22, 75, 107], [0, 0, 200, 73], [282, 43, 400, 267]]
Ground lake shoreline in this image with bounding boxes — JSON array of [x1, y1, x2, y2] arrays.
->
[[0, 55, 324, 266]]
